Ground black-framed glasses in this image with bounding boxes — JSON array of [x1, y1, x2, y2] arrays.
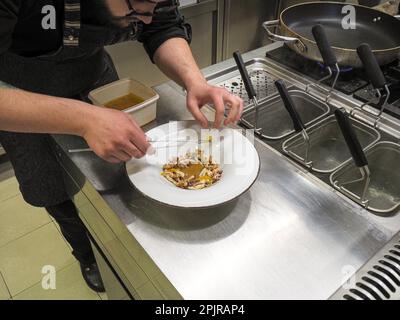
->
[[125, 0, 165, 18], [123, 0, 178, 19]]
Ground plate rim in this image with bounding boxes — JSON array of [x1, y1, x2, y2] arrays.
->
[[126, 121, 261, 209]]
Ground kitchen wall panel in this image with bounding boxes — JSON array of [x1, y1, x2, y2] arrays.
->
[[106, 0, 222, 87], [221, 0, 279, 59]]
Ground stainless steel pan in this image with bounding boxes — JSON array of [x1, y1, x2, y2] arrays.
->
[[263, 1, 400, 67]]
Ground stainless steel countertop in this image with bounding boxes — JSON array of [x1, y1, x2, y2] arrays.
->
[[53, 44, 400, 299]]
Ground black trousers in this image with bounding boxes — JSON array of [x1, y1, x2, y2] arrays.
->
[[46, 201, 95, 265]]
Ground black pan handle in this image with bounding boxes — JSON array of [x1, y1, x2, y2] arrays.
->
[[357, 43, 386, 89], [312, 24, 337, 68], [334, 109, 368, 168], [233, 51, 257, 100], [275, 80, 305, 132]]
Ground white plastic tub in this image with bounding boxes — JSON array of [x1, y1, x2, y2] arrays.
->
[[88, 78, 159, 127]]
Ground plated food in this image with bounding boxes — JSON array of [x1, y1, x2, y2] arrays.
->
[[127, 121, 260, 209], [161, 149, 223, 190]]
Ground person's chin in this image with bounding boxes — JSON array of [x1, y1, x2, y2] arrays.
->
[[111, 17, 132, 28]]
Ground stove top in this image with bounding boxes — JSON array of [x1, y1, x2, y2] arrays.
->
[[266, 46, 400, 119]]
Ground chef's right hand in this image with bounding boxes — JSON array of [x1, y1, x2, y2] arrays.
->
[[82, 108, 154, 163]]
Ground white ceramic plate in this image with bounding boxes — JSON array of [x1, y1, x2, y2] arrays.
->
[[127, 121, 260, 208]]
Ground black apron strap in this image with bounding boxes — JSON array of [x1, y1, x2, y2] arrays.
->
[[64, 0, 81, 47]]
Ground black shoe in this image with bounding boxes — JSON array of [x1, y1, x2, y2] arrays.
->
[[80, 262, 106, 293]]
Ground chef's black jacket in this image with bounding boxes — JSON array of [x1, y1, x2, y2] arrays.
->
[[0, 0, 191, 60], [0, 0, 192, 209]]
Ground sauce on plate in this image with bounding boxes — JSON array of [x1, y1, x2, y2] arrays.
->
[[180, 163, 204, 178]]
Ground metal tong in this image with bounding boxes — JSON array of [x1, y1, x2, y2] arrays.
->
[[333, 109, 371, 207], [233, 51, 261, 134], [68, 137, 213, 154], [351, 43, 391, 127], [306, 24, 341, 102]]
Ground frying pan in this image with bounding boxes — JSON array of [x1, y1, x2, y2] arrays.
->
[[263, 1, 400, 67]]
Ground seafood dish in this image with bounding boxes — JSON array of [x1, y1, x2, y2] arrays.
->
[[161, 149, 223, 190]]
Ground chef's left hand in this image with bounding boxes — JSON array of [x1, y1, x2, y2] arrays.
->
[[186, 83, 244, 129]]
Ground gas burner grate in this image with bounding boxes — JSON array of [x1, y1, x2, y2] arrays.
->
[[218, 69, 279, 107], [330, 233, 400, 300]]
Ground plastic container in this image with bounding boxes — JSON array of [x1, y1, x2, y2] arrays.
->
[[88, 78, 159, 127]]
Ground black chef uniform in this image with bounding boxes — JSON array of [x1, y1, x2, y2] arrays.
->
[[0, 0, 191, 265]]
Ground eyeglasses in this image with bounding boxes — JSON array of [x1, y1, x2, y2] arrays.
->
[[124, 0, 170, 18]]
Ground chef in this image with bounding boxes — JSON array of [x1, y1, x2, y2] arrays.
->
[[0, 0, 243, 292]]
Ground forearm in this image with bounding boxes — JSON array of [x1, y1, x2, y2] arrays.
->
[[153, 38, 206, 90], [0, 85, 95, 136]]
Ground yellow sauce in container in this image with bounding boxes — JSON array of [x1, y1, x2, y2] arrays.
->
[[104, 93, 144, 111]]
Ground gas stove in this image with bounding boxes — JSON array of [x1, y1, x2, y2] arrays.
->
[[266, 46, 400, 119]]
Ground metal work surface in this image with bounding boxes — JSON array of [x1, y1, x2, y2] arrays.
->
[[53, 45, 400, 299], [330, 232, 400, 300]]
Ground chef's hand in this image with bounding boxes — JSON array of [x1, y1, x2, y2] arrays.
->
[[82, 108, 153, 163], [186, 83, 244, 129]]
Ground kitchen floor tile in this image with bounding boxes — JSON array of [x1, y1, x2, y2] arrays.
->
[[98, 292, 108, 300], [13, 262, 100, 300], [0, 223, 75, 296], [73, 192, 90, 209], [52, 221, 73, 252], [0, 176, 20, 203], [137, 281, 163, 300], [0, 272, 11, 300], [0, 157, 15, 182], [0, 195, 52, 248]]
